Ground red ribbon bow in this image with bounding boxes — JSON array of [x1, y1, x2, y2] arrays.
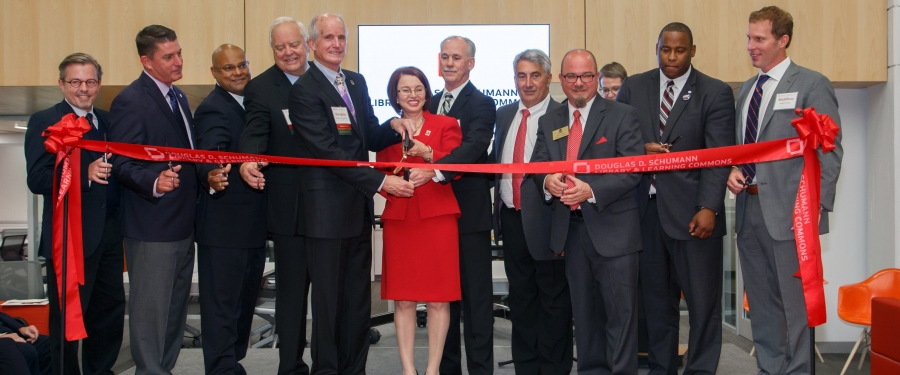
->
[[42, 113, 89, 340], [789, 107, 839, 327]]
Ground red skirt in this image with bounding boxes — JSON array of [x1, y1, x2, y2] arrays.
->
[[381, 197, 461, 302]]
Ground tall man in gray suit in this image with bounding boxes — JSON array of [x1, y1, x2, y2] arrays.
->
[[530, 49, 643, 375], [492, 49, 573, 375], [617, 22, 735, 375], [725, 6, 842, 375]]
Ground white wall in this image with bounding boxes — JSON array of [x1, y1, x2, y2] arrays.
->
[[0, 136, 29, 226]]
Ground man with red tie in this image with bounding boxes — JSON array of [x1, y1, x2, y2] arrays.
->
[[491, 49, 572, 375], [530, 49, 644, 375]]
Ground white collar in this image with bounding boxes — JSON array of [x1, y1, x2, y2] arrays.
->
[[517, 94, 551, 113], [659, 66, 692, 91], [443, 79, 470, 99], [758, 57, 792, 81], [567, 94, 597, 124], [144, 70, 175, 99], [217, 83, 244, 108]]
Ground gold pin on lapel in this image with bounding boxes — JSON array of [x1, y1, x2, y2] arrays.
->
[[552, 126, 569, 140]]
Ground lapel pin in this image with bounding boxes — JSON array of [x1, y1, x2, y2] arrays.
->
[[682, 91, 692, 101], [349, 79, 355, 85], [425, 130, 431, 136]]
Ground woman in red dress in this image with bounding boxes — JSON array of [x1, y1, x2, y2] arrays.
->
[[377, 66, 462, 375]]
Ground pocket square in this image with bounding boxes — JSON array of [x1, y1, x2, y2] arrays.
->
[[595, 136, 608, 145]]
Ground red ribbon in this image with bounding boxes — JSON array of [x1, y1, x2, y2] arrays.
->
[[43, 107, 837, 333], [790, 107, 840, 327], [42, 113, 89, 340]]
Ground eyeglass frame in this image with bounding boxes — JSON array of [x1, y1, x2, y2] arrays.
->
[[561, 73, 596, 83], [213, 61, 250, 73], [397, 86, 426, 96], [62, 79, 100, 88]]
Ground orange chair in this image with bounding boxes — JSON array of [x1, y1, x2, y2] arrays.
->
[[837, 268, 900, 375], [744, 290, 824, 362]]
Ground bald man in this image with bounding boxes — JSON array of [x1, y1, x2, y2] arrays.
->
[[194, 44, 267, 375]]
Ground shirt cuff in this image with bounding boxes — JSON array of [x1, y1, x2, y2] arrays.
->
[[587, 189, 596, 204], [377, 176, 385, 192], [542, 176, 552, 201], [153, 178, 164, 197], [433, 170, 444, 183], [209, 187, 216, 195]]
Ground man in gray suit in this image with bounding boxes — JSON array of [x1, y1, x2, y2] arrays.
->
[[726, 6, 843, 375], [530, 49, 643, 375], [492, 49, 572, 375], [617, 22, 735, 375]]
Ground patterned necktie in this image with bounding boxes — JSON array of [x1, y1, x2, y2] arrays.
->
[[167, 88, 193, 148], [659, 80, 674, 138], [512, 109, 530, 210], [335, 74, 357, 121], [85, 113, 95, 129], [742, 75, 770, 183], [440, 92, 454, 115], [565, 110, 583, 210]]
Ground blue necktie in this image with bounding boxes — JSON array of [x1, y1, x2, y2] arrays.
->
[[742, 75, 770, 183], [167, 88, 193, 148]]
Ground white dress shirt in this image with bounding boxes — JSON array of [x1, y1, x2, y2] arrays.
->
[[500, 95, 551, 208], [740, 57, 792, 184]]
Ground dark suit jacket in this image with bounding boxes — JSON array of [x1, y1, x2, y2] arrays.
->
[[427, 81, 497, 234], [617, 67, 735, 240], [0, 312, 24, 333], [733, 61, 842, 241], [491, 98, 563, 261], [289, 63, 399, 239], [25, 100, 119, 259], [238, 64, 303, 236], [194, 85, 267, 249], [530, 97, 644, 257], [109, 72, 197, 242]]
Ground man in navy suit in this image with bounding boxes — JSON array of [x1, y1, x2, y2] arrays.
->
[[194, 44, 266, 375], [289, 13, 415, 374], [0, 312, 51, 375], [617, 22, 735, 375], [24, 52, 125, 375], [108, 25, 198, 374]]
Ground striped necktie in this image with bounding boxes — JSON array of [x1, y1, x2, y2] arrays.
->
[[742, 75, 770, 182]]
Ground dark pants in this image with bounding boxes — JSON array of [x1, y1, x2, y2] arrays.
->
[[440, 229, 494, 375], [271, 234, 311, 375], [639, 199, 723, 375], [47, 216, 125, 375], [565, 217, 639, 375], [198, 244, 267, 375], [124, 235, 195, 375], [305, 225, 372, 375], [0, 335, 51, 375], [500, 206, 573, 375]]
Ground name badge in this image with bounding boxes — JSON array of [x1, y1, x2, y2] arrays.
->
[[552, 126, 569, 140], [282, 109, 293, 134], [773, 92, 798, 110], [332, 107, 352, 135]]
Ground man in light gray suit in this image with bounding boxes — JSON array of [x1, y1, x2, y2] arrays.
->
[[726, 6, 843, 375], [491, 49, 572, 375], [531, 49, 643, 375], [617, 22, 735, 375]]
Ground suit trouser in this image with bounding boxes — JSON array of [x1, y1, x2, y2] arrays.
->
[[197, 244, 266, 375], [639, 199, 723, 375], [124, 236, 195, 375], [271, 234, 311, 375], [500, 206, 573, 375], [737, 194, 810, 375], [565, 216, 638, 375], [440, 229, 494, 375], [0, 335, 51, 375], [305, 225, 372, 375], [47, 215, 125, 375]]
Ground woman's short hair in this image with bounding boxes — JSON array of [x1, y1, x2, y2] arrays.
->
[[386, 66, 433, 114]]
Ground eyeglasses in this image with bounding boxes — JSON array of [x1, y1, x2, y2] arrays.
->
[[214, 61, 250, 73], [562, 73, 596, 83], [601, 87, 620, 95], [398, 86, 426, 96], [63, 79, 99, 88]]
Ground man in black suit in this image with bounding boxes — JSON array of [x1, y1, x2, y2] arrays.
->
[[385, 35, 496, 375], [236, 16, 313, 375], [530, 49, 643, 375], [491, 49, 572, 375], [0, 312, 51, 375], [194, 44, 266, 375], [24, 52, 125, 375], [616, 23, 735, 375], [108, 25, 197, 374], [289, 13, 415, 375]]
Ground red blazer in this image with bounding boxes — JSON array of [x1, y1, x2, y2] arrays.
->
[[377, 112, 462, 220]]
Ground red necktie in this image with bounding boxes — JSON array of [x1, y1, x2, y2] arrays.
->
[[565, 110, 583, 210], [512, 109, 530, 210]]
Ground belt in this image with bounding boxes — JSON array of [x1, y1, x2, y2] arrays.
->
[[570, 210, 584, 218], [747, 185, 759, 195]]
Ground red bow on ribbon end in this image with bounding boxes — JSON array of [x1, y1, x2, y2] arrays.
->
[[42, 113, 90, 340], [789, 107, 840, 328]]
